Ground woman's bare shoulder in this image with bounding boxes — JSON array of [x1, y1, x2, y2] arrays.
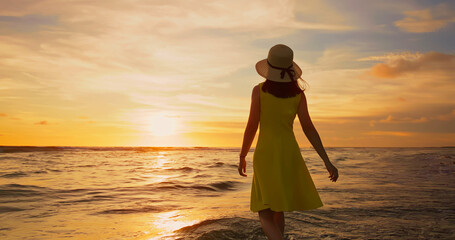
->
[[252, 83, 261, 95]]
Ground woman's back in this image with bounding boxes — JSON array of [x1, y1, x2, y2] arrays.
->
[[256, 82, 301, 153], [259, 82, 301, 133]]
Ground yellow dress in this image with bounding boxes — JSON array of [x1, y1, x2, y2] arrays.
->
[[250, 81, 323, 213]]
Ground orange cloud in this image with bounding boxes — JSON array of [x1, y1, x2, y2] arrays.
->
[[369, 109, 455, 127], [0, 113, 22, 120], [364, 131, 413, 137], [379, 115, 428, 123], [394, 3, 455, 33], [369, 115, 429, 127], [435, 109, 455, 121], [370, 52, 455, 78], [34, 120, 48, 125]]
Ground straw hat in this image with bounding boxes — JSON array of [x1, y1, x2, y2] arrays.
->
[[255, 44, 302, 83]]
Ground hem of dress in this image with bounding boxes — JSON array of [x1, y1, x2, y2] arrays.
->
[[250, 202, 324, 213]]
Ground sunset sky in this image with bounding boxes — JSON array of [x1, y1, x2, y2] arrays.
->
[[1, 0, 454, 147]]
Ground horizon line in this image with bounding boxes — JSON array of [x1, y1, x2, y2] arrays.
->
[[0, 145, 454, 148]]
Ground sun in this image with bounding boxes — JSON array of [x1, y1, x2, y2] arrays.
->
[[149, 113, 179, 136]]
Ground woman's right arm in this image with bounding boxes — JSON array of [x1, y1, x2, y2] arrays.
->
[[297, 92, 338, 182]]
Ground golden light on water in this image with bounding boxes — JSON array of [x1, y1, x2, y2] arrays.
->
[[143, 152, 176, 184], [154, 152, 168, 168], [146, 210, 200, 239]]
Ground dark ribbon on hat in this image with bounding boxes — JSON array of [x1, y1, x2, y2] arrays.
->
[[267, 60, 296, 80]]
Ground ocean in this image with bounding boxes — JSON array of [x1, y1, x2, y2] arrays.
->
[[0, 146, 454, 239]]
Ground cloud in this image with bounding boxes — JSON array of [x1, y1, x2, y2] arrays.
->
[[394, 3, 455, 33], [0, 0, 353, 33], [0, 14, 57, 33], [369, 115, 428, 126], [0, 0, 355, 126], [364, 131, 413, 137], [379, 115, 428, 123], [369, 52, 455, 78], [34, 120, 48, 125], [369, 108, 455, 127], [0, 113, 21, 121], [435, 109, 455, 121], [0, 1, 453, 147], [357, 52, 423, 62]]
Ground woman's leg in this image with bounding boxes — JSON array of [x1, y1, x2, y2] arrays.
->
[[273, 211, 285, 235], [258, 208, 283, 240]]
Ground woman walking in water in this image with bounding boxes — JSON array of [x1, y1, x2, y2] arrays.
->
[[238, 44, 339, 239]]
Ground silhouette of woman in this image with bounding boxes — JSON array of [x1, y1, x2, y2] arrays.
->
[[238, 44, 339, 239]]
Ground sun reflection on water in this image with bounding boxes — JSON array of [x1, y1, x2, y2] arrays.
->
[[142, 152, 178, 185], [145, 210, 200, 239], [154, 152, 168, 168]]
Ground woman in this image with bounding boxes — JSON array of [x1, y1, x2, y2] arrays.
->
[[238, 44, 339, 240]]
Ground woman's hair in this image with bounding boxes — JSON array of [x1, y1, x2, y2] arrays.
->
[[261, 79, 308, 98]]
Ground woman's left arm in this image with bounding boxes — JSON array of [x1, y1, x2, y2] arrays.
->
[[238, 85, 260, 177]]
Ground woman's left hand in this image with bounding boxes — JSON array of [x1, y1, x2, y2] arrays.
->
[[238, 157, 247, 177]]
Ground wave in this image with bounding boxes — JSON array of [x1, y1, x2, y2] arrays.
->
[[95, 205, 170, 215], [0, 206, 27, 213], [174, 217, 263, 239], [194, 174, 212, 178], [0, 184, 49, 197], [154, 180, 238, 192], [77, 164, 97, 168], [173, 214, 361, 240], [156, 184, 217, 192], [209, 181, 236, 190], [334, 157, 348, 162], [55, 188, 92, 194], [207, 162, 225, 168], [0, 171, 27, 178], [165, 166, 195, 172], [58, 195, 115, 204]]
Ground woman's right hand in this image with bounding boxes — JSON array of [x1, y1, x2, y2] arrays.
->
[[324, 162, 338, 182]]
